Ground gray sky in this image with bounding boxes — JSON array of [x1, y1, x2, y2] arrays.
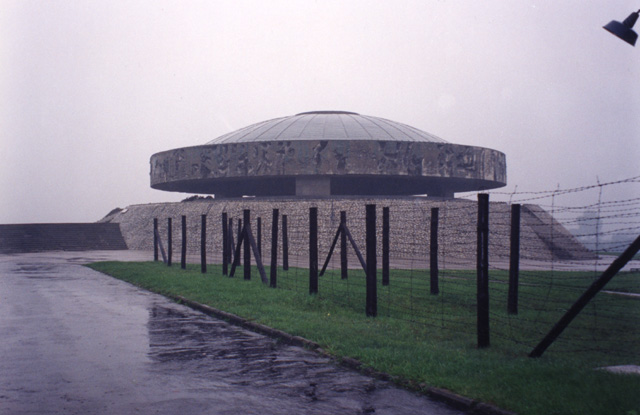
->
[[1, 1, 639, 224]]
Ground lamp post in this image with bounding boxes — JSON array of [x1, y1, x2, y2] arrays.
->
[[604, 9, 639, 46]]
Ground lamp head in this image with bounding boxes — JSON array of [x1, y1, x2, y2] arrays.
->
[[603, 10, 639, 46]]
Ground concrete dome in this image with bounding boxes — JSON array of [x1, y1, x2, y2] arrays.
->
[[150, 111, 506, 198], [208, 111, 447, 144]]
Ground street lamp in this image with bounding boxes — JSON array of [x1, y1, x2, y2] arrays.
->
[[603, 9, 639, 46]]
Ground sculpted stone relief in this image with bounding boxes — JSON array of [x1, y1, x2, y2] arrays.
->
[[151, 140, 506, 187]]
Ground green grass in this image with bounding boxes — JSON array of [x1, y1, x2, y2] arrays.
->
[[87, 261, 640, 415]]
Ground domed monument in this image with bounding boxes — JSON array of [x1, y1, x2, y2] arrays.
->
[[150, 111, 506, 198]]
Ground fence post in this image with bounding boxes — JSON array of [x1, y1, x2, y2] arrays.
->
[[201, 214, 207, 274], [477, 194, 490, 348], [430, 207, 439, 295], [530, 234, 640, 357], [366, 204, 377, 317], [270, 209, 279, 288], [309, 207, 318, 295], [167, 217, 172, 267], [222, 213, 228, 275], [340, 211, 348, 280], [282, 214, 289, 271], [153, 218, 159, 261], [228, 217, 234, 265], [382, 207, 390, 286], [508, 204, 521, 314], [237, 219, 243, 268], [257, 217, 262, 259], [243, 210, 251, 281], [181, 215, 187, 269]]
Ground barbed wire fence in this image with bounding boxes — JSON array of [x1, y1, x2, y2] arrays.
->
[[153, 175, 640, 361]]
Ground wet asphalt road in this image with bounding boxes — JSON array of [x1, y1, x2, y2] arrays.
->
[[0, 252, 463, 415]]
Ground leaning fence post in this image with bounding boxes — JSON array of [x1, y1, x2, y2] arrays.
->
[[366, 204, 377, 317], [167, 217, 173, 267], [282, 214, 289, 271], [153, 218, 159, 261], [309, 207, 318, 295], [430, 207, 439, 295], [340, 211, 348, 280], [382, 207, 390, 286], [477, 194, 490, 348], [270, 209, 279, 288], [222, 213, 228, 275], [243, 210, 251, 281], [508, 204, 521, 314], [201, 214, 207, 274], [181, 215, 187, 270], [530, 234, 640, 357]]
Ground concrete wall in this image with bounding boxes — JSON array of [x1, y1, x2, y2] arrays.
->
[[0, 223, 127, 254]]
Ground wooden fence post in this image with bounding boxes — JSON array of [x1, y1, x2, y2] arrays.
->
[[430, 207, 439, 295], [477, 194, 490, 348], [201, 214, 207, 274], [257, 217, 262, 259], [282, 215, 289, 271], [228, 217, 234, 265], [341, 211, 348, 280], [270, 209, 279, 288], [236, 219, 243, 268], [366, 204, 377, 317], [167, 217, 172, 267], [222, 213, 228, 275], [508, 204, 521, 314], [181, 215, 187, 270], [530, 234, 640, 357], [153, 218, 159, 261], [309, 207, 318, 295], [243, 210, 251, 280], [382, 207, 390, 286]]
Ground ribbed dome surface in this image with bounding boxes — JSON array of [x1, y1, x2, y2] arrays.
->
[[207, 111, 448, 144]]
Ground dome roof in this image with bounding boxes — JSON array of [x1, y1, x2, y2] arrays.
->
[[207, 111, 448, 144]]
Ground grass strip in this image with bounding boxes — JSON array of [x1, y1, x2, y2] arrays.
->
[[87, 261, 640, 415]]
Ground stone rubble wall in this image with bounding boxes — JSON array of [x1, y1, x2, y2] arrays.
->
[[100, 197, 594, 266]]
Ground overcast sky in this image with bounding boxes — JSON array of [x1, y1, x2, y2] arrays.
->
[[1, 1, 639, 223]]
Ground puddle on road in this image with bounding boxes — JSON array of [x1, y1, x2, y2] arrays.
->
[[145, 302, 462, 415]]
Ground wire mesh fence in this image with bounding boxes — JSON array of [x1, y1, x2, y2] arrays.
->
[[151, 176, 640, 361]]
